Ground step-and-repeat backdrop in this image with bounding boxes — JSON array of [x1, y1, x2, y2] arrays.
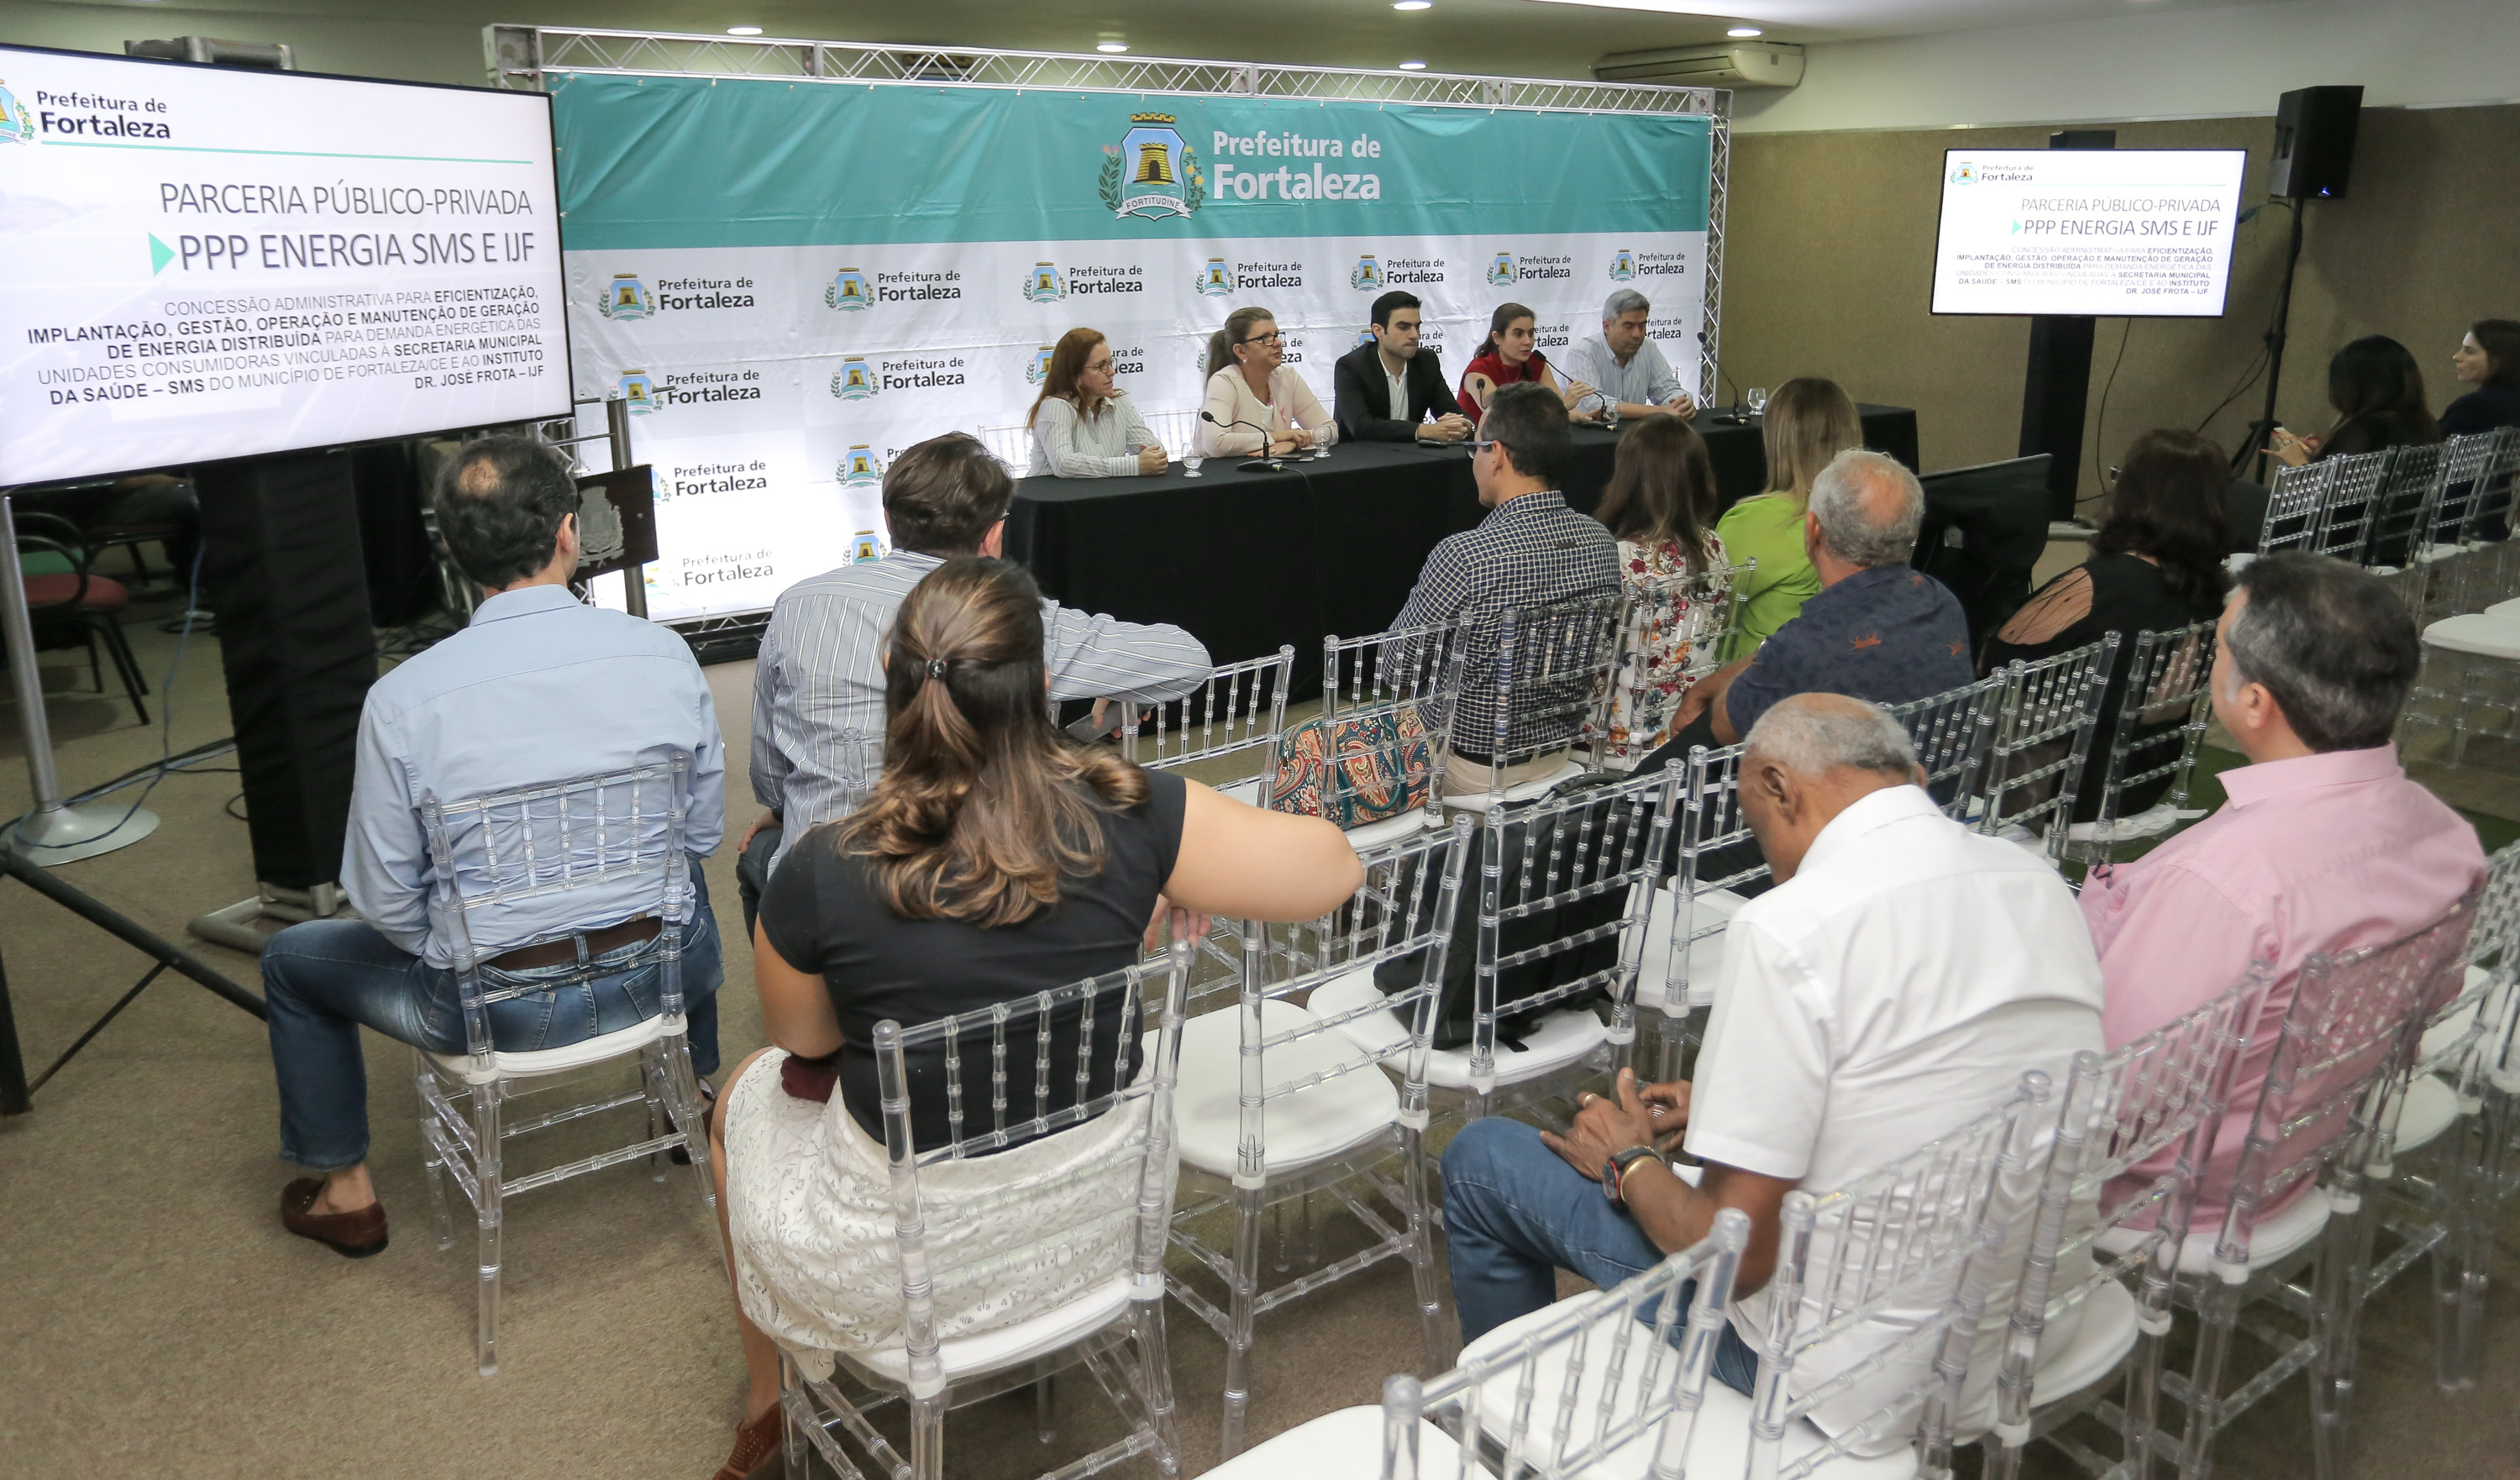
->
[[552, 74, 1714, 620]]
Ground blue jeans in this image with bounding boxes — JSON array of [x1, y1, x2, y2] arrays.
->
[[1441, 1117, 1759, 1395], [263, 866, 723, 1172]]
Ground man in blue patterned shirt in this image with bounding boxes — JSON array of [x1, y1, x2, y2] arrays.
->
[[1642, 449, 1971, 764], [1389, 380, 1621, 797]]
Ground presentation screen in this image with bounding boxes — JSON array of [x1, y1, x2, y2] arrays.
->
[[1930, 149, 2248, 318], [0, 45, 570, 486]]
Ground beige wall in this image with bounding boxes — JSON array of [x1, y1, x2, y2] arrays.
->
[[1724, 103, 2520, 509], [1719, 103, 2520, 510]]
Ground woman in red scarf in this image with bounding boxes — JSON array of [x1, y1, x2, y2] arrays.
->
[[1458, 302, 1602, 428]]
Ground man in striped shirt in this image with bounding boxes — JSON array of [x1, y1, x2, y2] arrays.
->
[[742, 433, 1210, 914]]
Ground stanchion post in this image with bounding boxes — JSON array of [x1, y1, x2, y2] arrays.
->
[[607, 396, 648, 618]]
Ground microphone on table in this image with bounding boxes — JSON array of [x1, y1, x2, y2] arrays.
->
[[1200, 409, 1290, 473]]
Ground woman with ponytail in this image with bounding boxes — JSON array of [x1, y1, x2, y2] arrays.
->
[[1194, 303, 1337, 457], [701, 557, 1359, 1480]]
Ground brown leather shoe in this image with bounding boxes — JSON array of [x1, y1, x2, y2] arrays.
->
[[280, 1178, 389, 1257], [710, 1405, 785, 1480]]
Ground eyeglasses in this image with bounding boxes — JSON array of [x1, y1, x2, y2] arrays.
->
[[1239, 330, 1283, 346], [1470, 438, 1499, 455], [1084, 359, 1114, 374]]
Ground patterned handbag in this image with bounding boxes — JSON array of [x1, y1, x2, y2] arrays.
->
[[1263, 704, 1433, 828]]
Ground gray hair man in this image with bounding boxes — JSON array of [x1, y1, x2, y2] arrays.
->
[[2082, 552, 2485, 1234], [1441, 690, 2103, 1451], [1561, 287, 1698, 422], [1641, 447, 1971, 759]]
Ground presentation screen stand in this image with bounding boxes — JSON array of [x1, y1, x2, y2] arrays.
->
[[2013, 129, 2117, 523]]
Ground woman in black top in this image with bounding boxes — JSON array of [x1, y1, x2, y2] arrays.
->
[[2442, 318, 2520, 438], [1984, 428, 2232, 821], [2268, 335, 2442, 466], [703, 555, 1360, 1480]]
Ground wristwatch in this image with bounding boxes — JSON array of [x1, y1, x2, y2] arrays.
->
[[1603, 1145, 1667, 1207]]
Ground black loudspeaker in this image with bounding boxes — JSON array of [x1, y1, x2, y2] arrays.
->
[[2270, 85, 2362, 200], [196, 449, 381, 890]]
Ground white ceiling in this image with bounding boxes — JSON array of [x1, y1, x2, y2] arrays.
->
[[39, 0, 2306, 79]]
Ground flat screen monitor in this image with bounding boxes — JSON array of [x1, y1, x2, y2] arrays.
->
[[1930, 148, 2249, 318], [0, 45, 570, 486]]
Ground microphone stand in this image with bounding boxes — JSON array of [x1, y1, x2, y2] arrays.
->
[[1200, 410, 1292, 473]]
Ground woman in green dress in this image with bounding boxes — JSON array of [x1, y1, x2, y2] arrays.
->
[[1713, 375, 1862, 660]]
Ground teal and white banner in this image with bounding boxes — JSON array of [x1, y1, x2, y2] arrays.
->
[[552, 74, 1713, 620]]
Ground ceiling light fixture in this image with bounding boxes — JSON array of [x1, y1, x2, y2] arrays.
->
[[1726, 26, 1762, 37], [1097, 41, 1130, 52], [727, 25, 763, 35], [1394, 2, 1433, 10], [1398, 60, 1427, 70]]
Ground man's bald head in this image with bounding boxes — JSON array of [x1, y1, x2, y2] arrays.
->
[[1739, 694, 1924, 884], [1807, 449, 1924, 569], [1744, 692, 1919, 779], [432, 433, 581, 591]]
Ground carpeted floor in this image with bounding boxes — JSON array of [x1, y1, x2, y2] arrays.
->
[[6, 590, 2519, 1480]]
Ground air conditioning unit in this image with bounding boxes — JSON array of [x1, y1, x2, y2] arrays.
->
[[1593, 41, 1803, 88]]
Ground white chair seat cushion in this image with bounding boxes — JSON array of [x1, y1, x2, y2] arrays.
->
[[1343, 810, 1432, 851], [2486, 596, 2520, 622], [849, 1276, 1134, 1385], [1168, 999, 1399, 1178], [428, 1011, 684, 1085], [1201, 1404, 1462, 1479], [1443, 758, 1588, 810], [2395, 1073, 2460, 1156], [2027, 1278, 2141, 1407], [2097, 1185, 2331, 1276], [2066, 800, 2205, 844], [1215, 776, 1263, 807], [2423, 613, 2520, 659], [1635, 886, 1749, 1011], [1310, 968, 1608, 1091], [1461, 1303, 1913, 1478]]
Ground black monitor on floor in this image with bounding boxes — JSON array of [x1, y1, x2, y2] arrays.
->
[[1914, 453, 2055, 657]]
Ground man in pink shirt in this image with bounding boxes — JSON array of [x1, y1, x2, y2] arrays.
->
[[2082, 554, 2485, 1229]]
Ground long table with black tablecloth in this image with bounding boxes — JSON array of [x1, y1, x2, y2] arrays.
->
[[1004, 404, 1919, 695]]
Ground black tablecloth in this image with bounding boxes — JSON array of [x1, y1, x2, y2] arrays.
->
[[1005, 405, 1919, 692]]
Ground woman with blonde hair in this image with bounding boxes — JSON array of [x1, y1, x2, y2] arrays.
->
[[1026, 326, 1166, 478], [701, 557, 1358, 1480], [1712, 375, 1862, 659], [1195, 305, 1336, 458]]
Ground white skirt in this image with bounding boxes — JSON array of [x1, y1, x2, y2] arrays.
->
[[722, 1047, 1159, 1371]]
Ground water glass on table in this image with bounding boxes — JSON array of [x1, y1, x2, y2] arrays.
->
[[1746, 386, 1770, 417], [1183, 452, 1205, 479]]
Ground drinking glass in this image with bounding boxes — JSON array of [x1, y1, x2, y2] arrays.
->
[[1184, 454, 1205, 479], [1746, 386, 1770, 417], [1602, 400, 1621, 430]]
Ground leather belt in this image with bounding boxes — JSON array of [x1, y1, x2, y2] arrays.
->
[[487, 916, 663, 972]]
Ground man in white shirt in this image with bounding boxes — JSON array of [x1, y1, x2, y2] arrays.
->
[[1440, 692, 2103, 1446], [1560, 288, 1698, 422]]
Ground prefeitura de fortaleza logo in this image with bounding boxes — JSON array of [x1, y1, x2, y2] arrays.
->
[[597, 272, 654, 320], [1100, 113, 1205, 221]]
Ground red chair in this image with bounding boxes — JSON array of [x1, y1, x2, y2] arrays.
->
[[14, 511, 150, 724]]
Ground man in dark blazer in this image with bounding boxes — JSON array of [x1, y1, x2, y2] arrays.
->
[[1334, 290, 1475, 444]]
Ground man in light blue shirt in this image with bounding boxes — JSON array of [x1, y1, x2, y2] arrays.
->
[[1561, 288, 1698, 422], [261, 436, 727, 1257]]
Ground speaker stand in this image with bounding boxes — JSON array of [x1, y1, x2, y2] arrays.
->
[[2234, 199, 2308, 482]]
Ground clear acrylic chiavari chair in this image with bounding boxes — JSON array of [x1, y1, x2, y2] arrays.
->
[[1121, 643, 1294, 799], [2160, 897, 2475, 1480], [2364, 441, 2444, 573], [1977, 637, 2120, 869], [1448, 590, 1626, 811], [774, 942, 1194, 1480], [2305, 449, 2395, 564], [2070, 622, 2218, 866], [1730, 1073, 2058, 1480], [2355, 841, 2520, 1392], [1310, 759, 1681, 1132], [1197, 1213, 1755, 1480], [2254, 459, 2339, 559], [1636, 739, 1768, 1081], [1883, 674, 2004, 819], [1164, 820, 1476, 1460], [1981, 984, 2252, 1480], [415, 757, 711, 1377], [1296, 616, 1478, 848]]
